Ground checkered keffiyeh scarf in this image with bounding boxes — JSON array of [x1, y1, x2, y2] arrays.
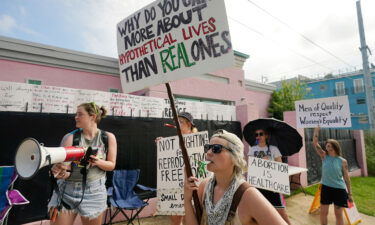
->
[[204, 177, 240, 225]]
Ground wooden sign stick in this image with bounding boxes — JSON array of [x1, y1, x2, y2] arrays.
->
[[165, 83, 202, 222]]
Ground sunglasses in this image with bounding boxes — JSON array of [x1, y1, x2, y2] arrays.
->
[[255, 132, 264, 137], [204, 144, 232, 154]]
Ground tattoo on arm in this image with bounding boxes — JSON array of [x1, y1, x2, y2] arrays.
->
[[343, 161, 352, 193]]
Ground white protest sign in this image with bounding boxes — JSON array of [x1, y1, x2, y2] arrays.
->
[[295, 96, 352, 128], [0, 81, 32, 112], [0, 81, 236, 120], [156, 131, 210, 215], [247, 156, 290, 195], [344, 202, 362, 225], [117, 0, 233, 93]]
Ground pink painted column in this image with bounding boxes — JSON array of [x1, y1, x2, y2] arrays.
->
[[283, 111, 308, 187], [353, 130, 368, 176], [236, 103, 259, 156]]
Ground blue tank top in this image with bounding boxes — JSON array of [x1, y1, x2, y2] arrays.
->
[[321, 155, 346, 189]]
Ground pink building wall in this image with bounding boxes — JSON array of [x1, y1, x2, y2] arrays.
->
[[0, 59, 122, 92], [284, 111, 308, 187]]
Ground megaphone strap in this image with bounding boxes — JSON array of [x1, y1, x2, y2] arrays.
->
[[50, 166, 88, 213]]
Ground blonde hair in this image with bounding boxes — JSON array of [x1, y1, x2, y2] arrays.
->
[[211, 130, 247, 179], [78, 102, 107, 123]]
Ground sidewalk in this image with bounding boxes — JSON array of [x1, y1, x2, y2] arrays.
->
[[132, 193, 375, 225], [286, 193, 374, 225]]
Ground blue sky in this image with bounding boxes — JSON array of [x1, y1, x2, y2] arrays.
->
[[1, 0, 375, 82]]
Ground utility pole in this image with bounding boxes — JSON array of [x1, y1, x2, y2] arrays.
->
[[356, 0, 374, 130], [261, 75, 268, 84]]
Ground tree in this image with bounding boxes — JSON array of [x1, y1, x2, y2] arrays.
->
[[268, 79, 310, 120]]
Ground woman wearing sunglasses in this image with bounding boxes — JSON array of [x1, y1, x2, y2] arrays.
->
[[312, 127, 353, 225], [184, 129, 287, 225], [248, 129, 291, 225]]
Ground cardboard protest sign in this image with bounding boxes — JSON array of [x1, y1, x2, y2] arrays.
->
[[295, 96, 352, 128], [156, 131, 210, 215], [343, 202, 362, 225], [117, 0, 233, 93], [247, 156, 290, 195]]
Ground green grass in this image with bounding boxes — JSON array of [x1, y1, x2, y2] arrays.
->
[[365, 131, 375, 176], [290, 177, 375, 216]]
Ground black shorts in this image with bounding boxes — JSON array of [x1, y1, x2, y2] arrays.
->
[[320, 184, 348, 208], [258, 188, 285, 208]]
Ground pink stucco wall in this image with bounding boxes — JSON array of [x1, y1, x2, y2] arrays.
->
[[148, 67, 247, 104], [245, 90, 272, 119], [283, 111, 308, 187], [0, 59, 122, 92], [353, 130, 368, 176]]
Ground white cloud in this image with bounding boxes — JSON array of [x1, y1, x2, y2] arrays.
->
[[0, 15, 16, 33], [60, 0, 153, 57], [0, 13, 41, 37], [19, 6, 27, 16]]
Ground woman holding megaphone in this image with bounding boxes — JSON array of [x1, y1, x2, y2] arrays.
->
[[48, 102, 117, 225]]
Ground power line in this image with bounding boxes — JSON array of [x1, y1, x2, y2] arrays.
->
[[275, 50, 361, 75], [245, 0, 354, 68], [229, 16, 334, 71]]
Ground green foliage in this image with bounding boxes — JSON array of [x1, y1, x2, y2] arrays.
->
[[324, 73, 334, 79], [364, 131, 375, 176], [268, 79, 309, 120]]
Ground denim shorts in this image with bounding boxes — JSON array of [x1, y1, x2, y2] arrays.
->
[[48, 176, 107, 219]]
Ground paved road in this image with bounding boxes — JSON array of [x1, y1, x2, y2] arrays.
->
[[134, 193, 374, 225]]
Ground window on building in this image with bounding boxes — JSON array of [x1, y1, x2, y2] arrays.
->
[[357, 98, 366, 104], [109, 88, 119, 93], [26, 79, 42, 85], [335, 82, 345, 95], [353, 78, 364, 93], [359, 115, 369, 124], [319, 84, 327, 91], [238, 80, 243, 87]]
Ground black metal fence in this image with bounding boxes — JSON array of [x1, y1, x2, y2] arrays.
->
[[0, 112, 242, 224]]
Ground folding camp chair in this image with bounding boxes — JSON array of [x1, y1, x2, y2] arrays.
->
[[0, 166, 29, 225], [104, 169, 156, 225]]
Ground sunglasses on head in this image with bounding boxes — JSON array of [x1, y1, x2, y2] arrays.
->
[[255, 132, 264, 137], [204, 144, 232, 154]]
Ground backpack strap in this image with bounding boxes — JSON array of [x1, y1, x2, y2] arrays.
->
[[226, 182, 251, 222], [71, 128, 108, 153], [71, 128, 82, 146], [101, 130, 108, 153]]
